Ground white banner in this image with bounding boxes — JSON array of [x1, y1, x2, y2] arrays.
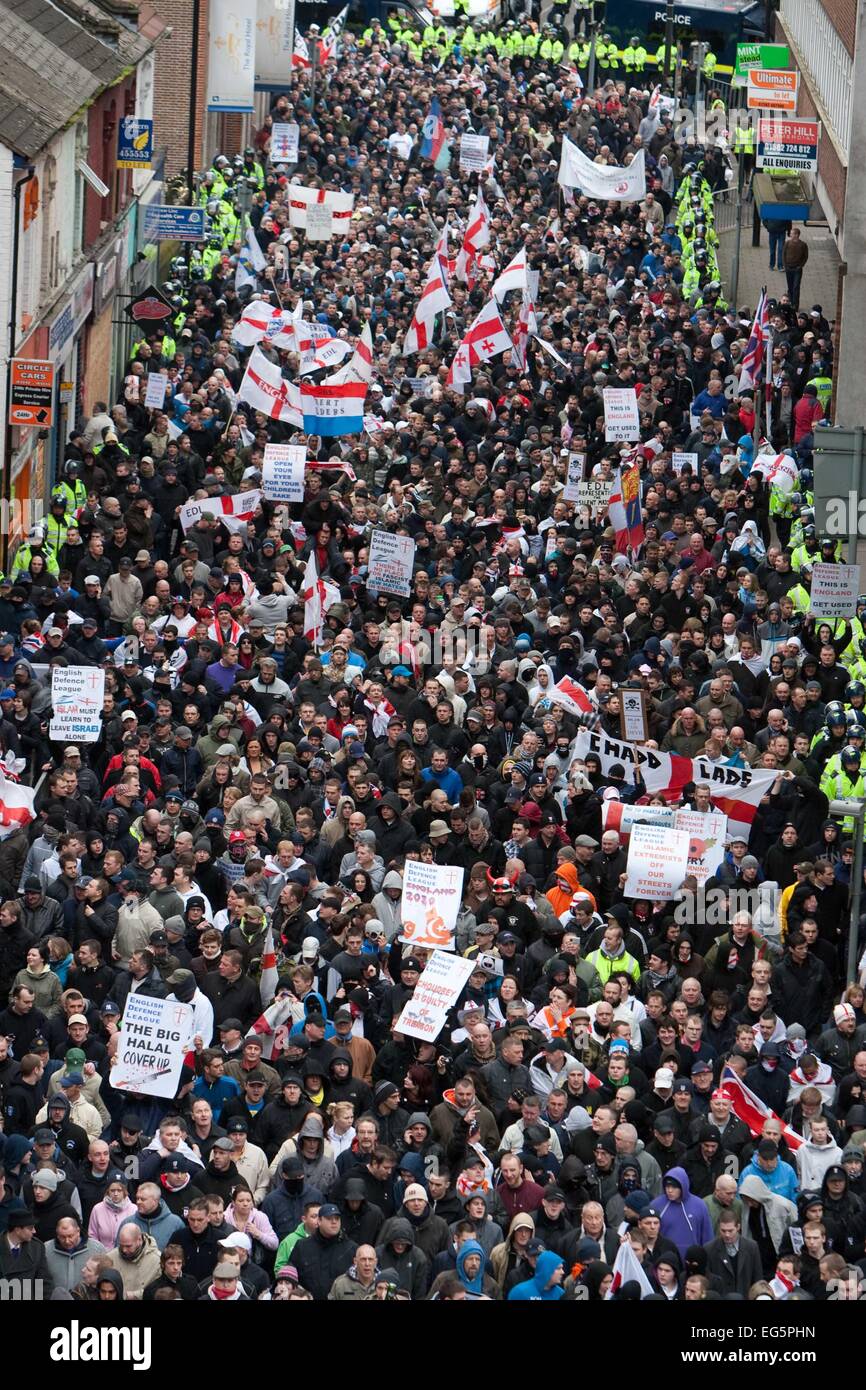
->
[[459, 133, 490, 173], [368, 530, 416, 596], [50, 667, 104, 744], [673, 809, 728, 887], [625, 823, 691, 900], [270, 121, 300, 163], [399, 860, 464, 951], [398, 950, 476, 1041], [558, 142, 646, 201], [111, 993, 194, 1099], [603, 388, 641, 442], [810, 562, 860, 620], [255, 0, 295, 88], [144, 373, 167, 409], [262, 443, 306, 501], [207, 0, 256, 112]]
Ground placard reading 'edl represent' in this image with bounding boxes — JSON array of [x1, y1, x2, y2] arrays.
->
[[111, 993, 194, 1099], [49, 667, 105, 743]]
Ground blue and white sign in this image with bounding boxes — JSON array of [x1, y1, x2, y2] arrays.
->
[[117, 116, 154, 169], [143, 205, 208, 243]]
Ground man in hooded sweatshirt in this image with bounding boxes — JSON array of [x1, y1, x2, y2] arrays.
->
[[507, 1248, 565, 1300], [375, 1215, 429, 1299], [655, 1166, 713, 1257]]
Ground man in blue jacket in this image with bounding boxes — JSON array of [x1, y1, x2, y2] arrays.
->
[[419, 747, 463, 802], [738, 1138, 799, 1205], [656, 1166, 713, 1256], [508, 1248, 565, 1300]]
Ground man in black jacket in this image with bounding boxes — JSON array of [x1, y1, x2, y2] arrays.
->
[[771, 933, 833, 1040], [291, 1204, 356, 1300], [705, 1211, 764, 1295], [0, 1207, 53, 1296], [200, 949, 260, 1032]]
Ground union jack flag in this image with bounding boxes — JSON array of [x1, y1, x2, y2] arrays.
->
[[738, 287, 769, 393]]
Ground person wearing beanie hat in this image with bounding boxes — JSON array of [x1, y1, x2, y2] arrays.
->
[[682, 1125, 725, 1199], [817, 1002, 865, 1082], [398, 1183, 450, 1261]]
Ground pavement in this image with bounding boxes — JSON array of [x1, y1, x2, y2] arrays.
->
[[716, 190, 839, 317]]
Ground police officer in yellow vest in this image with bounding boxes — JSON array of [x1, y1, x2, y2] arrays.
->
[[43, 497, 71, 559], [822, 746, 866, 831], [702, 48, 717, 79], [595, 33, 618, 69], [809, 372, 833, 412], [51, 462, 87, 514], [622, 37, 647, 72]]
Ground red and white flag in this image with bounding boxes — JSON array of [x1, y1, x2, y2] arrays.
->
[[0, 769, 35, 839], [303, 550, 325, 646], [238, 347, 302, 424], [548, 676, 594, 718], [446, 299, 512, 392], [288, 186, 355, 233], [719, 1065, 803, 1150], [319, 5, 349, 61], [455, 190, 490, 285], [233, 301, 296, 350], [328, 323, 374, 385], [492, 245, 528, 300], [510, 294, 537, 371], [300, 335, 354, 376], [292, 32, 311, 67], [259, 924, 279, 1008], [403, 252, 452, 356], [605, 1240, 654, 1300], [770, 1269, 797, 1298]]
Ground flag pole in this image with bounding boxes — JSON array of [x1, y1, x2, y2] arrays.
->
[[752, 283, 767, 457]]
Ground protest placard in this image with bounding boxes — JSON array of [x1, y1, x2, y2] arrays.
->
[[620, 688, 648, 742], [459, 134, 490, 172], [602, 800, 677, 837], [624, 823, 692, 900], [577, 480, 614, 515], [398, 951, 476, 1041], [306, 204, 334, 241], [603, 388, 640, 441], [671, 450, 698, 475], [673, 810, 728, 887], [144, 373, 167, 409], [810, 562, 860, 620], [262, 443, 306, 502], [399, 860, 464, 950], [562, 452, 586, 502], [271, 122, 300, 163], [49, 667, 105, 744], [111, 993, 194, 1099], [368, 530, 416, 596]]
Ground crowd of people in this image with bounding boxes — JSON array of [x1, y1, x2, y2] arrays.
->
[[0, 16, 859, 1306]]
